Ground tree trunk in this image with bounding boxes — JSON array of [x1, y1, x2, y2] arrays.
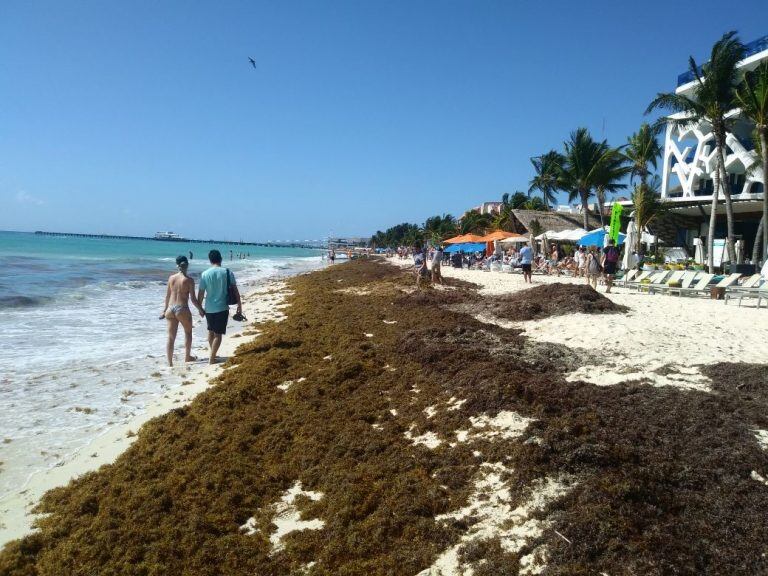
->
[[760, 128, 768, 266], [707, 160, 721, 273], [752, 215, 764, 264], [581, 191, 589, 230], [716, 140, 738, 265], [597, 189, 605, 228]]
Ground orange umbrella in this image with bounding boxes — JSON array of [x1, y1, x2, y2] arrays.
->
[[444, 233, 485, 244], [479, 230, 524, 242]]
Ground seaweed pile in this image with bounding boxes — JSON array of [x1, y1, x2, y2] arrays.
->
[[1, 260, 767, 575], [490, 282, 628, 321]]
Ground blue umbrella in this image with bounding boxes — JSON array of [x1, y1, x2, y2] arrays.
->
[[579, 229, 625, 247], [444, 242, 486, 253]]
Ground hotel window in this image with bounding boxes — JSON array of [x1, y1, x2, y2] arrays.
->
[[694, 178, 714, 196]]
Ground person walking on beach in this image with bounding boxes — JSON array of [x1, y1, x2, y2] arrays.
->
[[586, 246, 601, 289], [413, 244, 428, 287], [601, 239, 620, 293], [520, 242, 533, 283], [431, 245, 444, 285], [161, 255, 204, 367], [197, 250, 242, 364]]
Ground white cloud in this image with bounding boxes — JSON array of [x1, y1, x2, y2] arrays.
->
[[15, 191, 44, 206]]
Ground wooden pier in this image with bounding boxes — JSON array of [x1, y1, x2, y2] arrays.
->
[[33, 231, 325, 250]]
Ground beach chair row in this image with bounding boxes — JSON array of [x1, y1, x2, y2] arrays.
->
[[620, 269, 767, 306]]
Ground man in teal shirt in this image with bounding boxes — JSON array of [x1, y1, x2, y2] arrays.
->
[[197, 249, 242, 364]]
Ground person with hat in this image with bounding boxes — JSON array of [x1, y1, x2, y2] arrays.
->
[[160, 255, 205, 367]]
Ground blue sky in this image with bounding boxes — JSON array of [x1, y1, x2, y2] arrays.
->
[[1, 1, 765, 241]]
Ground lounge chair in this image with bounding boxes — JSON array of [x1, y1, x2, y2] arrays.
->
[[677, 273, 741, 297], [670, 273, 713, 296], [620, 269, 639, 286], [623, 270, 652, 290], [648, 270, 685, 294], [735, 273, 763, 289], [636, 271, 671, 293], [648, 270, 690, 294], [724, 276, 766, 306]]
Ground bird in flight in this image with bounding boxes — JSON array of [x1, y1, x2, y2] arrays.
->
[[248, 57, 257, 69]]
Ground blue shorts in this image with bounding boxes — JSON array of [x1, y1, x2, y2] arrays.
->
[[205, 310, 228, 335]]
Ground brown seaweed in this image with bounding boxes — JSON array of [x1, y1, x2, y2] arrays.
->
[[1, 260, 767, 576]]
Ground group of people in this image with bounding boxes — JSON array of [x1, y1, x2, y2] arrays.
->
[[161, 249, 244, 367], [408, 238, 622, 293]]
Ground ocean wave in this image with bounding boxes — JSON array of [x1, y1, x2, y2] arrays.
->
[[0, 295, 51, 308]]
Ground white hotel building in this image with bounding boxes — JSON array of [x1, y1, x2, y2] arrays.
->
[[658, 34, 767, 254]]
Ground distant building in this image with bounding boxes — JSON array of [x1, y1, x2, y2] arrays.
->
[[657, 33, 767, 255], [472, 201, 503, 215], [329, 236, 370, 249]]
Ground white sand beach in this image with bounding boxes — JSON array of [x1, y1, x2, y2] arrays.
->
[[0, 280, 292, 547], [394, 259, 768, 392]]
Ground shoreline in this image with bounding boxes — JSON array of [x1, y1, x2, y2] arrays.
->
[[0, 278, 294, 546]]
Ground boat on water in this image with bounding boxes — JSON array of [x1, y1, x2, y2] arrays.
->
[[154, 231, 186, 241]]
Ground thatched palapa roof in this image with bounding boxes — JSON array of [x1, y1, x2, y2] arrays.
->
[[509, 210, 602, 234]]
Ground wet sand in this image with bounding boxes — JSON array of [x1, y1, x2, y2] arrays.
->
[[0, 280, 293, 546]]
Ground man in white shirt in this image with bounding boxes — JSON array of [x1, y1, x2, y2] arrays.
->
[[519, 243, 533, 283]]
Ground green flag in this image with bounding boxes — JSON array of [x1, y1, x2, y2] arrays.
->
[[609, 203, 623, 243]]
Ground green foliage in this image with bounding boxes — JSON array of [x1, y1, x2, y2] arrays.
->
[[736, 60, 768, 263], [529, 150, 564, 209], [559, 128, 629, 228], [459, 209, 493, 235], [423, 214, 459, 244], [523, 196, 547, 211], [631, 176, 667, 253], [625, 123, 662, 185], [528, 218, 543, 237], [646, 31, 746, 140], [371, 214, 458, 248], [371, 223, 423, 248]]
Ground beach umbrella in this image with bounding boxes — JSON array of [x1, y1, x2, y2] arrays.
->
[[535, 230, 555, 240], [579, 228, 626, 247], [693, 237, 705, 265], [444, 234, 485, 244], [622, 221, 638, 270], [444, 242, 486, 253], [499, 235, 529, 245], [480, 230, 519, 242]]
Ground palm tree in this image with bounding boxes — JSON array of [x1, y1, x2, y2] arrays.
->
[[459, 209, 493, 235], [594, 147, 631, 227], [524, 196, 548, 211], [646, 31, 746, 271], [529, 150, 564, 209], [560, 128, 628, 230], [625, 123, 662, 186], [736, 61, 768, 265], [631, 176, 667, 254], [423, 214, 457, 244], [492, 193, 515, 232]]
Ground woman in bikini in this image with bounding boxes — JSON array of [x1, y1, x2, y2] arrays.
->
[[160, 255, 205, 366]]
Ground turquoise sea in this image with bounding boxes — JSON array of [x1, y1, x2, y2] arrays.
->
[[0, 231, 322, 501]]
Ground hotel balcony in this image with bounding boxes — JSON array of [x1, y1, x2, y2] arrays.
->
[[676, 34, 768, 93]]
